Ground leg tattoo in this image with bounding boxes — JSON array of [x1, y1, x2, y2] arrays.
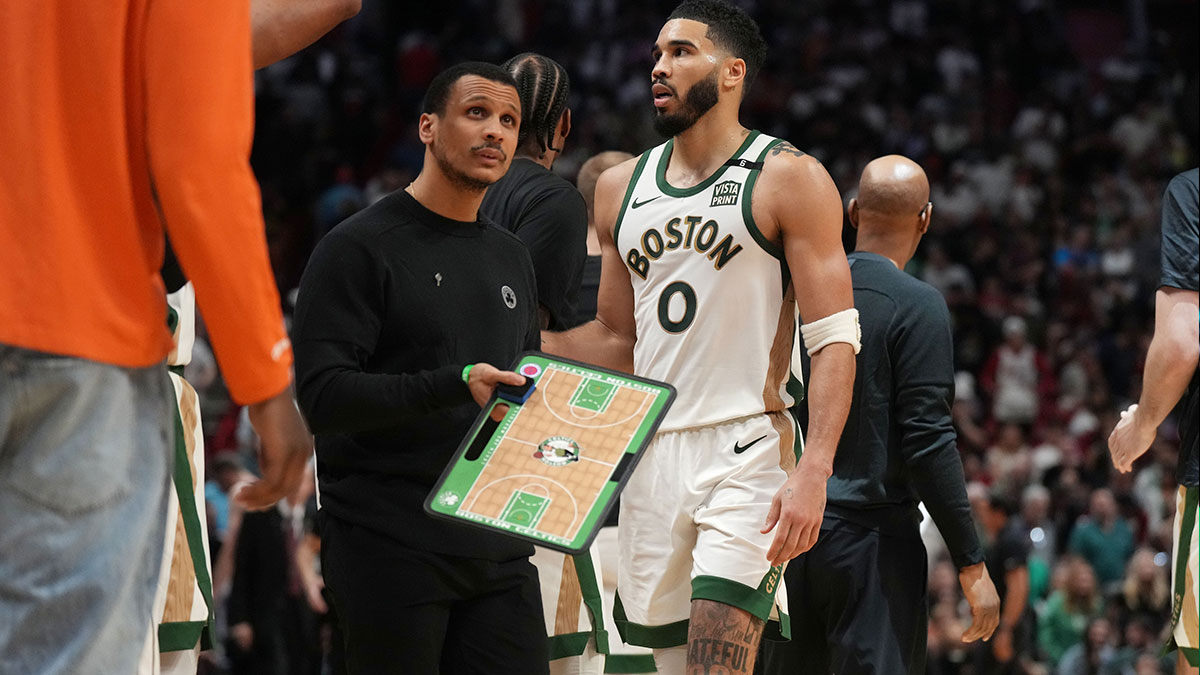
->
[[685, 599, 764, 675]]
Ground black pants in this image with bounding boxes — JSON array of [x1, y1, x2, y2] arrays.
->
[[757, 517, 928, 675], [320, 513, 549, 675]]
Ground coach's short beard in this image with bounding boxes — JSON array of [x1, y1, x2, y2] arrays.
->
[[652, 69, 720, 138], [431, 139, 494, 193]]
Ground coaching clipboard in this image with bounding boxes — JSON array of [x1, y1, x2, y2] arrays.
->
[[424, 351, 675, 555]]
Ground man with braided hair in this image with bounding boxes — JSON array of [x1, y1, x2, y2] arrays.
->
[[479, 52, 608, 675], [481, 52, 588, 331]]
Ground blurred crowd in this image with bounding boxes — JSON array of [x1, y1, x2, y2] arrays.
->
[[183, 1, 1198, 673]]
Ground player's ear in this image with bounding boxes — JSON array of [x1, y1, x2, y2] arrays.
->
[[918, 202, 932, 234], [558, 108, 572, 142], [847, 198, 860, 229], [418, 112, 437, 145], [723, 57, 746, 91]]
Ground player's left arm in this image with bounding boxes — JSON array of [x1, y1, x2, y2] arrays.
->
[[251, 0, 360, 70], [1109, 285, 1199, 471], [756, 144, 856, 565]]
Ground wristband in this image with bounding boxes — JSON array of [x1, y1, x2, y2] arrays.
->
[[461, 364, 474, 384]]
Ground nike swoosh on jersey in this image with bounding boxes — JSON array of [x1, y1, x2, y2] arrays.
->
[[630, 196, 661, 209], [733, 435, 768, 454]]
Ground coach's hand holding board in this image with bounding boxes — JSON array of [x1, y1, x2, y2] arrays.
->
[[464, 362, 528, 408]]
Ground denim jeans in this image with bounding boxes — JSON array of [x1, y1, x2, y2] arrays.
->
[[0, 345, 172, 675]]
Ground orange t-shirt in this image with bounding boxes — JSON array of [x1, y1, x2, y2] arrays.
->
[[0, 2, 290, 404]]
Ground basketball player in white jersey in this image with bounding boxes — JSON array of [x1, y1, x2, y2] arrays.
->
[[541, 2, 858, 672]]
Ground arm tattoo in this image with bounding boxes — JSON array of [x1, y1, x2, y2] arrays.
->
[[769, 141, 806, 158]]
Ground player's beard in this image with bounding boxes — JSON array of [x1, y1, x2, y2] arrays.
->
[[431, 136, 495, 193], [652, 67, 720, 138]]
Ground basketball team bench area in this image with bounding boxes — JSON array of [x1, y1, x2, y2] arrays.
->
[[426, 352, 675, 554]]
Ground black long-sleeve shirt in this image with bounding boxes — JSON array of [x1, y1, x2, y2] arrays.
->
[[799, 251, 983, 569], [292, 189, 540, 560]]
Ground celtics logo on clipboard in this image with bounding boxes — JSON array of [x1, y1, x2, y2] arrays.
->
[[535, 436, 580, 466]]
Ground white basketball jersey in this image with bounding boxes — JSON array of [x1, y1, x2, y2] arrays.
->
[[614, 131, 796, 432]]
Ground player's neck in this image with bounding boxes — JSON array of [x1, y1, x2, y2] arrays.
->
[[408, 165, 487, 222], [516, 149, 556, 170], [668, 109, 748, 184]]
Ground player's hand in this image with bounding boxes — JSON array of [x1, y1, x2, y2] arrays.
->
[[235, 386, 313, 511], [761, 460, 828, 566], [958, 562, 1000, 643], [1107, 404, 1155, 473], [231, 622, 254, 651], [466, 363, 525, 408]]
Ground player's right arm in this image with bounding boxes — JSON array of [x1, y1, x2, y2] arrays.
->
[[145, 0, 310, 510], [540, 159, 639, 374]]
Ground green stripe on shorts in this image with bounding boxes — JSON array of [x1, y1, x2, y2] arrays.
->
[[573, 552, 610, 654], [547, 631, 593, 661], [691, 565, 783, 623], [604, 653, 658, 673], [613, 592, 689, 648], [1167, 486, 1198, 658]]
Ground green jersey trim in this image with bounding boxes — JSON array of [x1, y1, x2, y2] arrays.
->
[[653, 130, 761, 198], [742, 138, 785, 260], [612, 151, 654, 247]]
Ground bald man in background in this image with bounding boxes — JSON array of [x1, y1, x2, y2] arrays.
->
[[574, 151, 634, 324], [759, 156, 1000, 674]]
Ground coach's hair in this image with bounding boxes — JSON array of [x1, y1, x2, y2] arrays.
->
[[668, 0, 767, 94], [502, 53, 570, 155], [421, 62, 518, 116]]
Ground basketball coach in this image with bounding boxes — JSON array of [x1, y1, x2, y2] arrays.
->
[[291, 62, 548, 674]]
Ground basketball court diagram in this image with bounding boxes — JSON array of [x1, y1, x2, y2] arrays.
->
[[429, 355, 674, 551]]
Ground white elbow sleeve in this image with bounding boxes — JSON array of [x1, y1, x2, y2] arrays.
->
[[800, 308, 861, 356]]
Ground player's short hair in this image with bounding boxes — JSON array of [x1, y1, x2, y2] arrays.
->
[[502, 53, 570, 155], [668, 0, 767, 92], [422, 62, 518, 116]]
